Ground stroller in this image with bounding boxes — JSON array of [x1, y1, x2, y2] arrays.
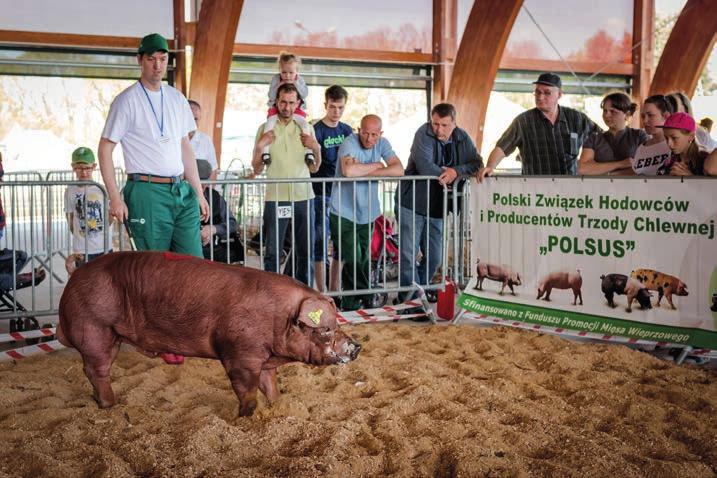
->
[[367, 215, 400, 307], [0, 249, 47, 344]]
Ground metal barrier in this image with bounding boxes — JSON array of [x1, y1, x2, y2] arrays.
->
[[0, 174, 469, 321], [0, 169, 123, 277], [42, 168, 124, 262], [199, 175, 466, 308], [0, 180, 110, 321]]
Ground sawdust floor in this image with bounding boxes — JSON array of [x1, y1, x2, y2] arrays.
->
[[0, 324, 715, 478]]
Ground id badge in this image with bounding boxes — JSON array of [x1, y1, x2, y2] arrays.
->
[[569, 132, 579, 156], [277, 205, 292, 219], [159, 135, 171, 144]]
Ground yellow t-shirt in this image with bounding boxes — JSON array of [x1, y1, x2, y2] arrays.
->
[[255, 120, 315, 202]]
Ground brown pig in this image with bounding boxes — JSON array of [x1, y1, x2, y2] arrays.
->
[[57, 251, 361, 417], [474, 259, 522, 295], [536, 269, 583, 305]]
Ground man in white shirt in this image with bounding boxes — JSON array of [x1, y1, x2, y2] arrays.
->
[[188, 100, 218, 180], [98, 33, 208, 258]]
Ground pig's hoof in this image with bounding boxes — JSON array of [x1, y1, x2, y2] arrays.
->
[[93, 394, 115, 409], [239, 403, 257, 417], [626, 308, 632, 313]]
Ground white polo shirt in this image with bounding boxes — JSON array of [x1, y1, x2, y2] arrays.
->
[[189, 130, 218, 170], [102, 82, 196, 177]]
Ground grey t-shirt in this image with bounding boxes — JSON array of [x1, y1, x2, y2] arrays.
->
[[582, 127, 649, 163]]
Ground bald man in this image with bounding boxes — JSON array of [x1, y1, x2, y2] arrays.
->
[[329, 115, 403, 310]]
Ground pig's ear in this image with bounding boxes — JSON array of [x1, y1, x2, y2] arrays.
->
[[297, 297, 336, 328]]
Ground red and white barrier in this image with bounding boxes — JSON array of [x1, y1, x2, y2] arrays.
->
[[0, 327, 56, 344], [337, 299, 435, 325], [338, 312, 430, 325], [459, 312, 716, 359], [0, 339, 66, 362]]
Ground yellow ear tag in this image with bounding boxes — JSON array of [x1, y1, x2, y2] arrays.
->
[[308, 309, 323, 324]]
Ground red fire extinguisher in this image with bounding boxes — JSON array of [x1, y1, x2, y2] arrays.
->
[[437, 278, 456, 321]]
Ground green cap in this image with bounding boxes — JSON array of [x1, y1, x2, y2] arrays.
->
[[71, 147, 95, 165], [138, 33, 169, 55]]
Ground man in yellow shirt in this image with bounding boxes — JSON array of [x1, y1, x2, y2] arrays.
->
[[252, 83, 321, 286]]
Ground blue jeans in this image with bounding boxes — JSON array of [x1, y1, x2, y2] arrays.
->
[[311, 195, 336, 261], [263, 200, 314, 287], [398, 206, 443, 301]]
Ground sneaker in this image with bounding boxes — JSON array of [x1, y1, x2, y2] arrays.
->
[[399, 306, 425, 316], [161, 353, 185, 365], [340, 298, 363, 312], [362, 293, 387, 309], [408, 315, 431, 322]]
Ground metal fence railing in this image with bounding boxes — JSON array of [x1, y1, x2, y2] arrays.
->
[[0, 174, 470, 321]]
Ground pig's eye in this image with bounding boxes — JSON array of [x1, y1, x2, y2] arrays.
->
[[318, 328, 334, 337]]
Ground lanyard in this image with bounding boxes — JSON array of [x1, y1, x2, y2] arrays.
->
[[138, 80, 164, 137]]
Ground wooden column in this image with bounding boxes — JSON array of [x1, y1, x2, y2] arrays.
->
[[447, 0, 523, 148], [173, 0, 187, 95], [632, 0, 654, 109], [650, 0, 717, 96], [189, 0, 244, 161], [432, 0, 457, 104]]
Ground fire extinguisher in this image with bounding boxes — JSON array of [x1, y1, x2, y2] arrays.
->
[[437, 276, 456, 321]]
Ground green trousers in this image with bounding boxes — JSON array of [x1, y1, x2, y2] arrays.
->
[[330, 213, 372, 311], [124, 180, 203, 258]]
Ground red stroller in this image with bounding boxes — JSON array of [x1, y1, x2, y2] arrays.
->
[[368, 215, 399, 307]]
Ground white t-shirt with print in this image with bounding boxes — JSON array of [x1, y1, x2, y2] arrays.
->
[[631, 140, 672, 176], [101, 82, 196, 177], [64, 185, 110, 254], [189, 130, 218, 170]]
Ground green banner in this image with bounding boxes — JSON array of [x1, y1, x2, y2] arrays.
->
[[464, 177, 717, 350], [458, 294, 716, 349]]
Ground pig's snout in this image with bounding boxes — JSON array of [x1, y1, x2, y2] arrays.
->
[[338, 337, 361, 363]]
